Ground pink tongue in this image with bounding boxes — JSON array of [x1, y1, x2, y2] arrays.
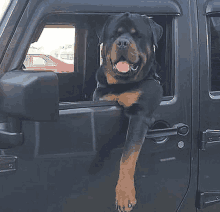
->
[[115, 61, 129, 73]]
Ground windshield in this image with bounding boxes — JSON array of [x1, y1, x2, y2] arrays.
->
[[0, 0, 11, 22]]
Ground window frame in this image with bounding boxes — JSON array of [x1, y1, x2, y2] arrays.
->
[[20, 13, 176, 102]]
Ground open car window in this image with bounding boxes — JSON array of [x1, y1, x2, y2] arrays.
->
[[22, 14, 174, 102], [24, 25, 75, 73]]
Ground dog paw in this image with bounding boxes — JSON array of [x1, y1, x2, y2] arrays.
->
[[115, 178, 137, 212]]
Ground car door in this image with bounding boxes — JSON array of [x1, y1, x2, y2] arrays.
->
[[129, 1, 194, 211], [197, 0, 220, 211], [0, 0, 195, 212]]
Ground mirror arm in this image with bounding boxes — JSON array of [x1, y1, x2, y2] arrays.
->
[[0, 117, 23, 149]]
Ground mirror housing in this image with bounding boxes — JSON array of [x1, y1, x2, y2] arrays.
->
[[0, 70, 59, 122]]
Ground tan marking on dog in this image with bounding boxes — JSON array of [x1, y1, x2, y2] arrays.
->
[[130, 28, 136, 34], [118, 27, 124, 33], [100, 93, 118, 101], [140, 51, 147, 64], [128, 43, 139, 63], [120, 143, 142, 176], [106, 72, 118, 84], [110, 43, 118, 62], [146, 45, 152, 58], [118, 90, 142, 107], [104, 46, 119, 84], [116, 143, 142, 211], [101, 90, 142, 107], [104, 45, 110, 61]]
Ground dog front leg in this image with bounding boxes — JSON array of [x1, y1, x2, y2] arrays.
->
[[115, 115, 153, 212]]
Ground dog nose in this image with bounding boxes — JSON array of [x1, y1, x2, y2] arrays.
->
[[116, 39, 129, 48]]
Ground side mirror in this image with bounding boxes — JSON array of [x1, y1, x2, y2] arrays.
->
[[0, 70, 59, 121], [0, 70, 59, 148]]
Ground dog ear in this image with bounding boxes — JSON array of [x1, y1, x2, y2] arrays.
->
[[148, 18, 163, 48], [142, 16, 163, 48]]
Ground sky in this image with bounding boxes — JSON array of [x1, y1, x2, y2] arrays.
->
[[30, 28, 75, 55]]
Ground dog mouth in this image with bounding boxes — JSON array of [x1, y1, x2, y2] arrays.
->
[[112, 56, 142, 75]]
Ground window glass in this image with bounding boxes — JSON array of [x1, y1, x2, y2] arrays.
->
[[209, 16, 220, 91], [24, 25, 75, 73]]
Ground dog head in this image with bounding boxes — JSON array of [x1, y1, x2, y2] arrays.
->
[[98, 12, 163, 84]]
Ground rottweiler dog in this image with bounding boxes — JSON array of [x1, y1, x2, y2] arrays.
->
[[92, 12, 163, 212]]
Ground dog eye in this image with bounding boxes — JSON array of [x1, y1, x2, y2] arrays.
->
[[130, 28, 136, 34], [117, 27, 124, 33], [115, 31, 123, 37], [132, 31, 142, 38]]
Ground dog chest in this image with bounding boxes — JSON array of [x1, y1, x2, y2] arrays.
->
[[100, 90, 142, 107]]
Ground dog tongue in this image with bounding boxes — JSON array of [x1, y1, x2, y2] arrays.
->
[[115, 61, 129, 73]]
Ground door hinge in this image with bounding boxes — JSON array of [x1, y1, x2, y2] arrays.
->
[[196, 191, 220, 209], [200, 129, 220, 150]]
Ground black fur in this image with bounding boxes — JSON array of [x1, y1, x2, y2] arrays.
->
[[89, 13, 163, 174]]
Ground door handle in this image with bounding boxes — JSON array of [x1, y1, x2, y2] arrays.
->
[[200, 129, 220, 150], [146, 123, 189, 139]]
